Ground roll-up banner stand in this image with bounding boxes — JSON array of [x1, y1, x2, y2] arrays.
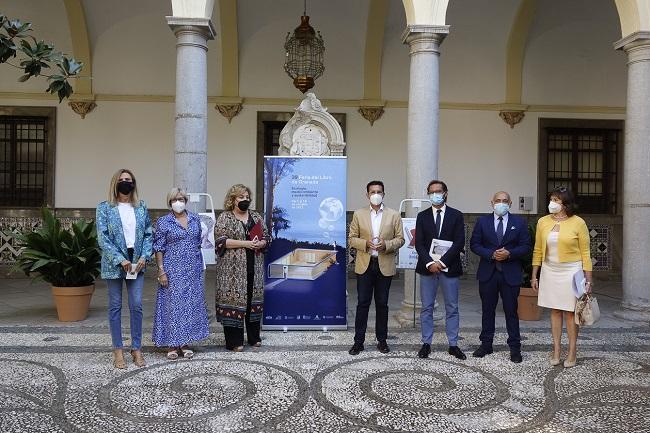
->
[[262, 156, 347, 330], [397, 198, 429, 327], [187, 193, 217, 266]]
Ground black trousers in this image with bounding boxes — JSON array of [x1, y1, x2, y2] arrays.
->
[[479, 270, 521, 351], [354, 257, 393, 344], [223, 272, 261, 349]]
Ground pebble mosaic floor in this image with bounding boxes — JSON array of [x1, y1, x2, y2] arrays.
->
[[0, 327, 649, 433]]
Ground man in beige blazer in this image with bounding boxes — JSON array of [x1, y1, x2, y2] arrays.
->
[[348, 180, 404, 355]]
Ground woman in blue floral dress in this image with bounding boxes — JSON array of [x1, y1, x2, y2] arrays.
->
[[152, 188, 209, 359]]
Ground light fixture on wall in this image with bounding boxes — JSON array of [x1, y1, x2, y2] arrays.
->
[[283, 0, 325, 93]]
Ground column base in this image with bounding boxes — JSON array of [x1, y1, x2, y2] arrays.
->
[[613, 302, 650, 323], [394, 301, 442, 328]]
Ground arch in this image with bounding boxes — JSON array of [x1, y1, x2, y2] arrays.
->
[[614, 0, 650, 37], [63, 0, 92, 96], [219, 0, 239, 98], [402, 0, 449, 26], [504, 0, 538, 105], [362, 0, 389, 102]]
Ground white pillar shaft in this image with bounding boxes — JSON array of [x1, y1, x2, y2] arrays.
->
[[397, 27, 448, 326], [167, 18, 215, 203], [405, 33, 442, 198], [621, 38, 650, 317]]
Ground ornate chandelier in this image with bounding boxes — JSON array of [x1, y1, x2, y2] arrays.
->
[[283, 0, 325, 93]]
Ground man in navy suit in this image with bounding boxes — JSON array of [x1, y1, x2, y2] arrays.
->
[[415, 180, 467, 360], [470, 191, 531, 363]]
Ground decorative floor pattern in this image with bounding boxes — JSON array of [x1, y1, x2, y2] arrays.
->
[[0, 329, 649, 433]]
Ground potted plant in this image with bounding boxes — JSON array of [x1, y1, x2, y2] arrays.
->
[[518, 222, 541, 321], [14, 208, 101, 321]]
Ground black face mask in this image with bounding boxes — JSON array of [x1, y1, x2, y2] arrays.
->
[[117, 181, 134, 195], [237, 200, 250, 211]]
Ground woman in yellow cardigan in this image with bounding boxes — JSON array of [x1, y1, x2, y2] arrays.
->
[[531, 188, 592, 368]]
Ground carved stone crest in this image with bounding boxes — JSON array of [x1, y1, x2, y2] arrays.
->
[[279, 93, 346, 156]]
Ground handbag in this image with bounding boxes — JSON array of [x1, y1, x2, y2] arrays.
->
[[215, 235, 228, 258], [574, 292, 600, 326]]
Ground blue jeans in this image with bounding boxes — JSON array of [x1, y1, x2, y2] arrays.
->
[[420, 273, 460, 346], [106, 274, 144, 350]]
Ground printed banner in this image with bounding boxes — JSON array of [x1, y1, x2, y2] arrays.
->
[[263, 156, 347, 329], [398, 217, 418, 269]]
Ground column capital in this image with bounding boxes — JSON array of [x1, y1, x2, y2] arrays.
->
[[401, 25, 449, 56], [166, 16, 216, 40], [614, 31, 650, 52], [401, 25, 449, 43]]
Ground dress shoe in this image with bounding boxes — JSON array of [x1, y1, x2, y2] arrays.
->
[[417, 343, 431, 359], [448, 346, 467, 360], [377, 341, 390, 354], [472, 345, 493, 358], [563, 357, 577, 368], [510, 351, 523, 364], [348, 342, 364, 356]]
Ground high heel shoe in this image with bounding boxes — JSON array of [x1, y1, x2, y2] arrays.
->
[[113, 349, 126, 369], [549, 353, 561, 366], [563, 357, 577, 368], [130, 349, 146, 367]]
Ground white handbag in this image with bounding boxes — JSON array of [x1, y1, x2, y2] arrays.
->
[[574, 293, 600, 326]]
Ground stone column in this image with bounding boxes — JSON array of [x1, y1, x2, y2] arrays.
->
[[614, 32, 650, 322], [166, 17, 215, 206], [395, 25, 449, 326]]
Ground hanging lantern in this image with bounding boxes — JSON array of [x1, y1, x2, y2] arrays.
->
[[283, 2, 325, 93]]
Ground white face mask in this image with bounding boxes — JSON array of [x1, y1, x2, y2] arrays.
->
[[171, 200, 186, 213], [493, 202, 510, 217], [548, 201, 562, 214], [369, 193, 383, 206]]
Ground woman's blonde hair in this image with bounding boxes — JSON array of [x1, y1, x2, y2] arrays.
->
[[166, 187, 188, 209], [223, 184, 251, 211], [108, 168, 139, 206]]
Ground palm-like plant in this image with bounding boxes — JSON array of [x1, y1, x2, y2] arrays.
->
[[15, 208, 101, 287]]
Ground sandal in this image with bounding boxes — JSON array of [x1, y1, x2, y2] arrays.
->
[[167, 348, 179, 361], [180, 346, 194, 359], [130, 349, 146, 367], [252, 341, 262, 347], [232, 346, 244, 352], [113, 349, 126, 369]]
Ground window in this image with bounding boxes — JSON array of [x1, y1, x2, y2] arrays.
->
[[539, 119, 622, 215], [0, 108, 55, 208]]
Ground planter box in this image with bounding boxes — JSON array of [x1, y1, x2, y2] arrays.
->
[[518, 286, 542, 321], [51, 284, 94, 322]]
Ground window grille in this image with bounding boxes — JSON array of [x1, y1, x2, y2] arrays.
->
[[0, 116, 49, 207], [545, 127, 619, 214]]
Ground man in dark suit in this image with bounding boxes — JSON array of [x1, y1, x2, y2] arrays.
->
[[415, 180, 466, 360], [469, 191, 531, 363]]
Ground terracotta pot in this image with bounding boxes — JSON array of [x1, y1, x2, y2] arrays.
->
[[51, 284, 94, 322], [518, 286, 541, 321]]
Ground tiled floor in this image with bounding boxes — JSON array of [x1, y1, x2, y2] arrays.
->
[[1, 272, 649, 432]]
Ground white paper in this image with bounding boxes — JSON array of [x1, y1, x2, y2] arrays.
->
[[429, 239, 453, 272], [572, 270, 586, 297], [125, 264, 137, 280]]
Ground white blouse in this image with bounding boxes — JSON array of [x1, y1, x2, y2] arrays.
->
[[117, 202, 136, 248]]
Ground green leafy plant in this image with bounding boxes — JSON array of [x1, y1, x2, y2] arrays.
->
[[14, 208, 101, 287], [521, 221, 537, 287], [0, 15, 83, 101]]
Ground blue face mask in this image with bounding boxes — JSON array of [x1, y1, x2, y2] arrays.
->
[[494, 202, 510, 216], [429, 192, 445, 206]]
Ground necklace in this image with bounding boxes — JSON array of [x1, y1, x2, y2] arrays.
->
[[552, 214, 568, 221]]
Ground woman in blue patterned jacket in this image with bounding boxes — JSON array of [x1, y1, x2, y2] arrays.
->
[[96, 169, 153, 369]]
